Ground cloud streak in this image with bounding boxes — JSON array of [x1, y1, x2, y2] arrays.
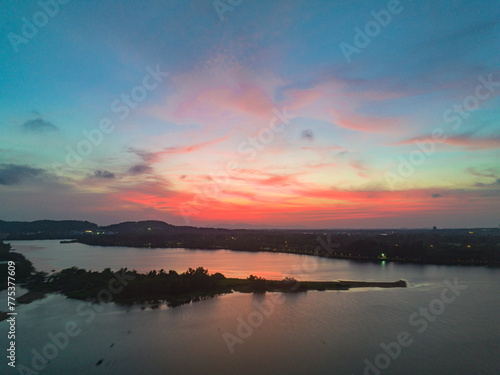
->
[[128, 164, 153, 175], [22, 118, 58, 132], [393, 134, 500, 150], [89, 170, 115, 179], [0, 164, 45, 185]]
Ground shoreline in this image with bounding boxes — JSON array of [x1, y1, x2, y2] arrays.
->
[[0, 290, 47, 322], [73, 240, 500, 267], [6, 238, 499, 267], [0, 275, 407, 319], [28, 275, 408, 308]]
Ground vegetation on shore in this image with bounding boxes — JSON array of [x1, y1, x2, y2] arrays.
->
[[24, 266, 406, 306], [0, 241, 35, 291], [75, 225, 500, 266]]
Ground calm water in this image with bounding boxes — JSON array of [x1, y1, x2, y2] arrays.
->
[[1, 240, 499, 374]]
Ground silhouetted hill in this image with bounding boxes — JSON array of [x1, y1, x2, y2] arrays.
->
[[0, 219, 202, 240], [101, 220, 179, 233], [0, 220, 98, 239]]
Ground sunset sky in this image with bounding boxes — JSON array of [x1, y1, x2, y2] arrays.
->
[[1, 0, 499, 228]]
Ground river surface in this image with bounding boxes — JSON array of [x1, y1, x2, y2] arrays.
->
[[1, 240, 499, 374]]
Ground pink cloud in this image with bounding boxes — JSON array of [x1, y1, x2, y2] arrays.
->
[[144, 55, 410, 136], [287, 89, 324, 111], [282, 78, 407, 133], [394, 134, 500, 150], [161, 132, 232, 154], [443, 135, 500, 149], [330, 109, 401, 132], [225, 170, 306, 188], [144, 55, 282, 131]]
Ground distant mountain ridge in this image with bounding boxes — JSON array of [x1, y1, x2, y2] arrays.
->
[[101, 220, 179, 233], [0, 219, 191, 239], [0, 220, 98, 235]]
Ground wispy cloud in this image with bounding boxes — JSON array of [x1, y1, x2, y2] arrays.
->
[[466, 167, 497, 179], [301, 129, 314, 141], [144, 54, 280, 129], [349, 159, 371, 178], [282, 77, 408, 133], [331, 110, 401, 133], [22, 118, 58, 132], [128, 148, 158, 163], [89, 170, 115, 179], [128, 133, 231, 168], [474, 178, 500, 188], [128, 164, 153, 175], [162, 133, 232, 154], [393, 134, 500, 150], [0, 164, 45, 185]]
